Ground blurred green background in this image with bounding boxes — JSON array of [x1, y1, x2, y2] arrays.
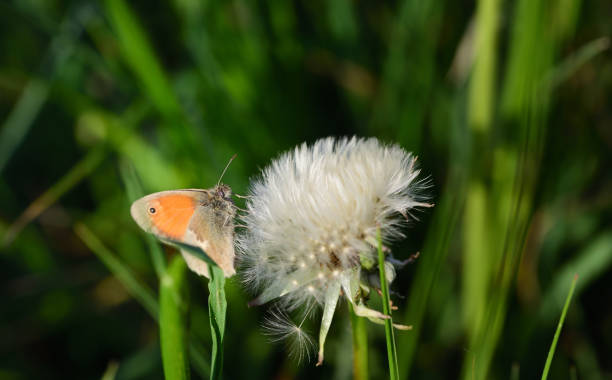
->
[[1, 0, 611, 379]]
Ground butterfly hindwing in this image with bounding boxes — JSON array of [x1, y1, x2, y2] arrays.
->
[[186, 201, 236, 277]]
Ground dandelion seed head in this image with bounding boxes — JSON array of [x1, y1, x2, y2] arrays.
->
[[239, 136, 431, 362], [239, 136, 429, 301]]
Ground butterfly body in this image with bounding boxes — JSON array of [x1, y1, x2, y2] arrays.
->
[[130, 184, 236, 277]]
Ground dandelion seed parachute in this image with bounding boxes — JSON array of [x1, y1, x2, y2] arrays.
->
[[262, 306, 316, 364], [238, 136, 431, 365]]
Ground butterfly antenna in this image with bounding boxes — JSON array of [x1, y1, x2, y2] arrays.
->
[[217, 154, 237, 186]]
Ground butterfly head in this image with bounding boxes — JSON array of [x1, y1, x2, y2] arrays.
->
[[214, 183, 233, 201]]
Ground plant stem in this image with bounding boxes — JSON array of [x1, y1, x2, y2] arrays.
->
[[541, 274, 578, 380], [160, 257, 191, 380], [377, 227, 399, 380], [349, 302, 369, 380]]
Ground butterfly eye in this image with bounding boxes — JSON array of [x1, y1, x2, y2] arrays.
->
[[149, 207, 156, 214]]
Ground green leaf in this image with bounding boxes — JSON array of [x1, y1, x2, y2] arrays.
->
[[160, 257, 191, 380], [171, 240, 227, 380], [207, 265, 227, 380]]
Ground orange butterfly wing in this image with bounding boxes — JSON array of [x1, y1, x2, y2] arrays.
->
[[147, 194, 195, 240], [130, 191, 201, 241]]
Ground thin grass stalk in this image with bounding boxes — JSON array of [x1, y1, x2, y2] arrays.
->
[[75, 223, 158, 317], [4, 147, 106, 245], [377, 227, 399, 380], [541, 274, 578, 380], [349, 302, 369, 380]]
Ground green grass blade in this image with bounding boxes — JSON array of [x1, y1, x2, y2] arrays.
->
[[541, 274, 578, 380], [85, 111, 187, 190], [100, 361, 119, 380], [349, 302, 369, 380], [469, 0, 501, 132], [371, 0, 443, 151], [189, 344, 212, 379], [74, 223, 158, 319], [160, 256, 191, 380], [377, 227, 399, 380], [207, 265, 226, 380], [0, 79, 49, 174], [75, 223, 210, 378], [4, 147, 106, 246], [540, 231, 612, 321], [544, 37, 609, 90], [398, 174, 465, 378], [167, 240, 226, 379], [119, 160, 167, 277], [0, 4, 92, 174], [104, 0, 181, 118]]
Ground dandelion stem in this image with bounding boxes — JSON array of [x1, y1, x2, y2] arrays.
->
[[349, 302, 369, 380], [377, 227, 399, 380]]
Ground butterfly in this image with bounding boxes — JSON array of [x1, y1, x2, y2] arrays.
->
[[130, 157, 237, 278]]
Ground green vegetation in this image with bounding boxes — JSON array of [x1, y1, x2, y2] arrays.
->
[[1, 0, 610, 379]]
